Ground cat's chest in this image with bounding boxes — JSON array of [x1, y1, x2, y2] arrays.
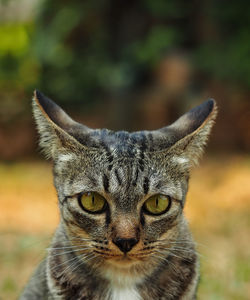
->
[[109, 286, 141, 300]]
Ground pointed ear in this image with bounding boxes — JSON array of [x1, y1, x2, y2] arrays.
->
[[157, 99, 217, 167], [32, 90, 90, 159]]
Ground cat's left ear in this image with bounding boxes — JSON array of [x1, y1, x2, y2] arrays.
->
[[156, 99, 217, 167]]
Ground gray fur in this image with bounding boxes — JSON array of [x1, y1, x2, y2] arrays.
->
[[20, 91, 217, 300]]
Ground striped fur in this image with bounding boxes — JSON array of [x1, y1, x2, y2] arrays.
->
[[19, 91, 217, 300]]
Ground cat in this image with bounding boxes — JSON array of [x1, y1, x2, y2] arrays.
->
[[19, 90, 217, 300]]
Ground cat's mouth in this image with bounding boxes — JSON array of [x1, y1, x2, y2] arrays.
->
[[91, 242, 154, 266], [104, 256, 141, 269], [101, 252, 151, 267], [115, 254, 134, 262]]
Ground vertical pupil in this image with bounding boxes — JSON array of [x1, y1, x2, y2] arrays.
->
[[156, 197, 159, 207], [92, 195, 95, 205]]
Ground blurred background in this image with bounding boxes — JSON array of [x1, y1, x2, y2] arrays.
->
[[0, 0, 249, 299]]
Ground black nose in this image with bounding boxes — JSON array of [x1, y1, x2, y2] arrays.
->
[[113, 238, 138, 253]]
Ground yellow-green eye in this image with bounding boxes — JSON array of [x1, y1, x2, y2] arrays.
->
[[79, 192, 106, 213], [143, 194, 171, 215]]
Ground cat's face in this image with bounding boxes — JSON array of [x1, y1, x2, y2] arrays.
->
[[53, 131, 188, 273], [32, 90, 216, 278]]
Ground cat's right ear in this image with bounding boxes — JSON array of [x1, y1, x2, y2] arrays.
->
[[152, 99, 217, 168], [32, 90, 90, 159]]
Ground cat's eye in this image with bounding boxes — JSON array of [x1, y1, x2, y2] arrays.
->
[[143, 194, 171, 215], [78, 192, 107, 213]]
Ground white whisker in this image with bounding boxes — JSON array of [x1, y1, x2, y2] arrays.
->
[[153, 252, 180, 276], [50, 254, 81, 273], [47, 245, 93, 250], [154, 249, 193, 263], [48, 247, 94, 257], [60, 253, 96, 281]]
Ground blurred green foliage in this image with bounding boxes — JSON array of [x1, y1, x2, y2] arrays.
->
[[0, 22, 39, 88], [0, 0, 250, 109], [195, 1, 250, 86]]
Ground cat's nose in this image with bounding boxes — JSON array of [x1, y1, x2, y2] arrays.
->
[[112, 237, 138, 253]]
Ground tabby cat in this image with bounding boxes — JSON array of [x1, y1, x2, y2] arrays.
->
[[20, 91, 217, 300]]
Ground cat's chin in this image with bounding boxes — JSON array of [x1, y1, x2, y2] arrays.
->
[[99, 254, 156, 283], [101, 259, 148, 287]]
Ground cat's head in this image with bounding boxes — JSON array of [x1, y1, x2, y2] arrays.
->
[[33, 91, 217, 280]]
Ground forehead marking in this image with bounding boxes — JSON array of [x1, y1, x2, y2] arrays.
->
[[114, 169, 122, 186], [143, 177, 149, 195], [132, 168, 139, 187], [103, 174, 110, 193]]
